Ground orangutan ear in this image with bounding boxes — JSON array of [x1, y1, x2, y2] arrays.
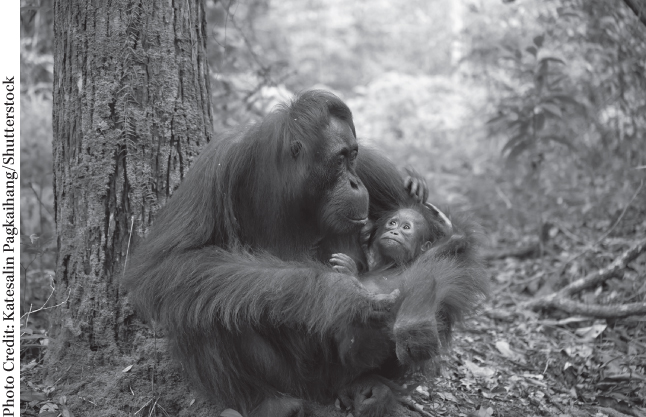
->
[[291, 140, 303, 158], [420, 241, 432, 252]]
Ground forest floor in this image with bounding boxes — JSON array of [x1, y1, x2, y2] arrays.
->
[[19, 217, 646, 417], [405, 221, 646, 417]]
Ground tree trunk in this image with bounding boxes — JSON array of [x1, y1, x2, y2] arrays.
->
[[49, 0, 212, 406]]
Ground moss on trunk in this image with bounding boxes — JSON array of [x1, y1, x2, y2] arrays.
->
[[50, 0, 212, 362]]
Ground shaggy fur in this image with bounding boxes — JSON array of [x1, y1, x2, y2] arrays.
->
[[123, 90, 488, 417], [340, 213, 488, 371]]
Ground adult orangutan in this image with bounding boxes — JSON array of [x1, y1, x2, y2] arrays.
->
[[123, 90, 488, 417]]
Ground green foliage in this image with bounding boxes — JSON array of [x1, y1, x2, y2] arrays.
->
[[205, 0, 461, 130], [206, 0, 294, 129], [486, 34, 580, 163], [565, 0, 646, 167], [347, 72, 491, 205], [20, 0, 54, 90], [21, 0, 646, 287], [463, 0, 646, 235], [21, 91, 56, 326], [21, 2, 56, 325], [253, 0, 456, 92]]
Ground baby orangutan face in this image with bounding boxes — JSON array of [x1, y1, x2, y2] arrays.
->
[[374, 208, 432, 265]]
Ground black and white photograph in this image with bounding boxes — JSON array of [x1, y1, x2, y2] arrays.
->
[[13, 1, 646, 416]]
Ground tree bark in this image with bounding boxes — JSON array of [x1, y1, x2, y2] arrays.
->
[[50, 0, 212, 360]]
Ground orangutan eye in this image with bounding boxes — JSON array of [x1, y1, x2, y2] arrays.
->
[[404, 224, 410, 230], [389, 220, 397, 226]]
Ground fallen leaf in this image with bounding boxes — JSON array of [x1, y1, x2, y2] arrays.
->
[[471, 406, 494, 417], [564, 345, 593, 358], [415, 385, 429, 398], [495, 340, 525, 362], [60, 404, 75, 417], [575, 323, 606, 341], [556, 317, 588, 325], [40, 403, 59, 412], [220, 409, 243, 417], [437, 391, 458, 403], [21, 390, 46, 402], [22, 360, 39, 371], [464, 360, 495, 378]]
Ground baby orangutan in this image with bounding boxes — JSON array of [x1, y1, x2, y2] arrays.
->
[[330, 202, 485, 369], [330, 203, 453, 275]]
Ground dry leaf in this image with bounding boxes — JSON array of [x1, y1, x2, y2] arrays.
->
[[575, 323, 606, 341], [220, 409, 243, 417], [464, 360, 495, 378], [495, 340, 525, 362]]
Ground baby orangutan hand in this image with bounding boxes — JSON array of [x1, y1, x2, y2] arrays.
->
[[330, 253, 359, 275]]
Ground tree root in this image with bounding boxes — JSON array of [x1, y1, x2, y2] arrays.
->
[[523, 237, 646, 318]]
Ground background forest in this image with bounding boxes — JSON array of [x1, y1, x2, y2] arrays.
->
[[20, 0, 646, 416]]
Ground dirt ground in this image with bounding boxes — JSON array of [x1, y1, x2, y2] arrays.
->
[[20, 233, 646, 417]]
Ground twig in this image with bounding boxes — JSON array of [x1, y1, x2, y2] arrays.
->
[[135, 398, 153, 415], [152, 324, 158, 396], [559, 237, 646, 297], [529, 297, 646, 319], [228, 16, 270, 78], [53, 365, 73, 385], [554, 221, 584, 243], [20, 276, 71, 329], [80, 397, 97, 406], [495, 185, 513, 209], [147, 399, 158, 417], [156, 402, 171, 417], [524, 237, 646, 317], [29, 182, 54, 217], [597, 406, 636, 417], [122, 217, 135, 282], [398, 396, 434, 417], [542, 358, 550, 374]]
